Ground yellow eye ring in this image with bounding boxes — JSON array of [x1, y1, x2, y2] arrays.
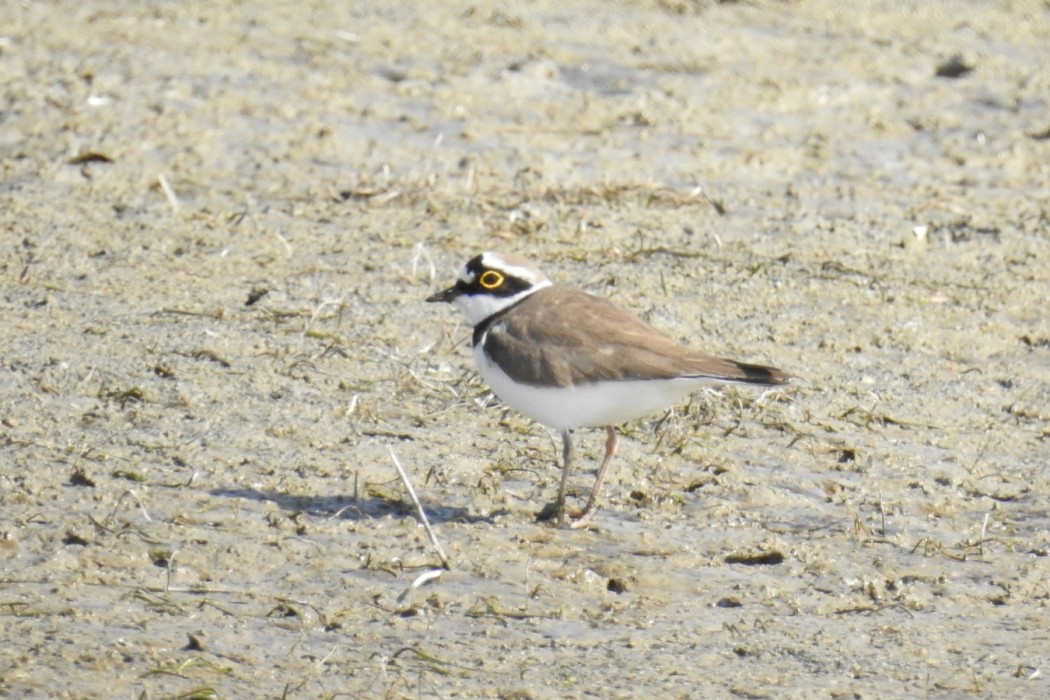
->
[[479, 270, 504, 289]]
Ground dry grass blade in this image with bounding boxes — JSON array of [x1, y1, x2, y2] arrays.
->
[[388, 446, 451, 570]]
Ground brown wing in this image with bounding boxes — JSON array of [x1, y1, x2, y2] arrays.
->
[[483, 285, 788, 388]]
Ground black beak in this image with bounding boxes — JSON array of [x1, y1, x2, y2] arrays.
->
[[426, 285, 460, 304]]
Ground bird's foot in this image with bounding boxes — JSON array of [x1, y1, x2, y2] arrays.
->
[[536, 501, 599, 529], [568, 505, 599, 529], [536, 501, 568, 526]]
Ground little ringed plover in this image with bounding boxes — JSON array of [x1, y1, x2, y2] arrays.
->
[[427, 251, 789, 527]]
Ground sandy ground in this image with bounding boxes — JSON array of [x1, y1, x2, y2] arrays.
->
[[2, 1, 1049, 698]]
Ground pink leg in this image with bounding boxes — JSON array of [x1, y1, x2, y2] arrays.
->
[[571, 426, 618, 529]]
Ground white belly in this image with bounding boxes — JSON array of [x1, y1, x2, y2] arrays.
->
[[473, 343, 712, 430]]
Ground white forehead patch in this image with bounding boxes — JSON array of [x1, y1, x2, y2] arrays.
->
[[456, 265, 475, 284]]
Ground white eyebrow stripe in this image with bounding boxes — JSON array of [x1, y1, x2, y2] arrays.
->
[[479, 252, 546, 286]]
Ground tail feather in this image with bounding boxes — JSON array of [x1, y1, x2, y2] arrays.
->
[[730, 360, 790, 386]]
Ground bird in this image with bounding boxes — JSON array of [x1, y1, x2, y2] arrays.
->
[[426, 251, 789, 527]]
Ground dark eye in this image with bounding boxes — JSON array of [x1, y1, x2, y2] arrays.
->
[[479, 270, 504, 289]]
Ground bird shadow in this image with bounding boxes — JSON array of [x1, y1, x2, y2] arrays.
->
[[208, 487, 499, 525]]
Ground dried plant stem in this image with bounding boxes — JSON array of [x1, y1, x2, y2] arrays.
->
[[388, 446, 451, 570], [157, 173, 180, 216]]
